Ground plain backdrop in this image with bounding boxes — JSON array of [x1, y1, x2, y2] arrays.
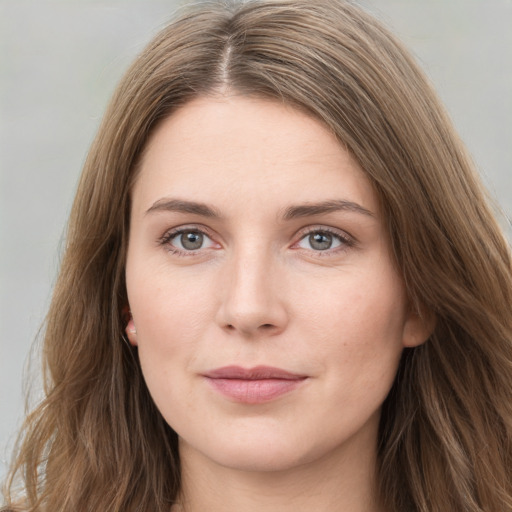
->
[[1, 0, 511, 482]]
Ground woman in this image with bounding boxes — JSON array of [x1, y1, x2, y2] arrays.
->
[[2, 1, 511, 511]]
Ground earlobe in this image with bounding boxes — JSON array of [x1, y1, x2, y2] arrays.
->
[[402, 307, 436, 348], [126, 318, 138, 346], [122, 305, 137, 347], [123, 305, 138, 346]]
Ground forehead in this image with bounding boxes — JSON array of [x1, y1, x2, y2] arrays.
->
[[132, 95, 378, 217]]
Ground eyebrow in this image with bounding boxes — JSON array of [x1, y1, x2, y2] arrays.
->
[[282, 200, 374, 220], [145, 198, 374, 219], [145, 198, 222, 218]]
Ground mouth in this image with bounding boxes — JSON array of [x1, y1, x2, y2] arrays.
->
[[202, 365, 308, 404]]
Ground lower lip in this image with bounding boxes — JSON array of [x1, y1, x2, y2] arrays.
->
[[205, 377, 306, 404]]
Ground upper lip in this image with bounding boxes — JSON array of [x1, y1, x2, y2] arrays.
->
[[203, 365, 307, 380]]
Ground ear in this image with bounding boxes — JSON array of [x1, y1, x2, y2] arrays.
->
[[402, 306, 436, 348], [125, 318, 138, 346], [122, 305, 137, 346]]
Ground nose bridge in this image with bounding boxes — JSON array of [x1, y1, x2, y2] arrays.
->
[[217, 239, 287, 335]]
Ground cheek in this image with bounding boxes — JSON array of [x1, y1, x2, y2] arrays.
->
[[295, 267, 407, 391], [125, 263, 216, 385], [129, 259, 216, 334], [128, 283, 208, 420], [298, 267, 407, 340]]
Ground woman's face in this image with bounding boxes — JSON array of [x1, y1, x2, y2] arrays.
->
[[126, 96, 428, 473]]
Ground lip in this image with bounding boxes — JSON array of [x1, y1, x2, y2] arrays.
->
[[203, 365, 308, 404]]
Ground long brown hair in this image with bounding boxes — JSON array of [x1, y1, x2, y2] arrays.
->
[[3, 1, 512, 511]]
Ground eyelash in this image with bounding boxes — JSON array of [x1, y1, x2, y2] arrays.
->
[[293, 226, 356, 256], [158, 225, 218, 257], [158, 225, 356, 257]]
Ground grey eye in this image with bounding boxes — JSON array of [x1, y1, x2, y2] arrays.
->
[[297, 231, 344, 251], [173, 231, 205, 250], [309, 232, 333, 250]]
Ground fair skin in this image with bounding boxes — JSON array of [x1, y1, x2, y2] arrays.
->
[[125, 95, 429, 512]]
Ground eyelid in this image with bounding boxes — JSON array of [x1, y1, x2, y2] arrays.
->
[[291, 225, 356, 253], [157, 223, 356, 257], [158, 224, 221, 255]]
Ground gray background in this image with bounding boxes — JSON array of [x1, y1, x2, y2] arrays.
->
[[1, 0, 511, 482]]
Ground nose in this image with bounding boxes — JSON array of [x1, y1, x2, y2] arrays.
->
[[215, 245, 289, 337]]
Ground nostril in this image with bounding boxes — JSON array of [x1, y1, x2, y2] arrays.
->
[[224, 323, 276, 333]]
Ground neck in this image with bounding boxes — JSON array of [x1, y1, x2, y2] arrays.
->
[[173, 433, 384, 512]]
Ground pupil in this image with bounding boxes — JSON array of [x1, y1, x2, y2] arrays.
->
[[181, 231, 203, 250], [310, 232, 332, 250]]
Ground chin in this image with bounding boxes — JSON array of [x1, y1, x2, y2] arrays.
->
[[179, 428, 333, 474], [221, 446, 303, 473]]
